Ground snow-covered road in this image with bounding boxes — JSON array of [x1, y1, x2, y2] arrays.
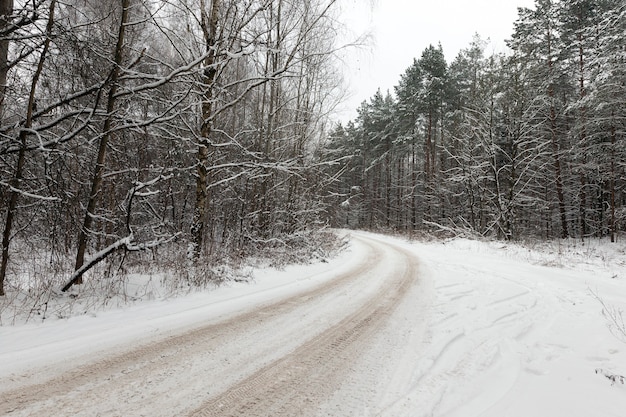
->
[[0, 234, 429, 416], [1, 232, 626, 416]]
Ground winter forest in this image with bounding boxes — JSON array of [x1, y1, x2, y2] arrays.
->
[[327, 0, 626, 242], [0, 0, 625, 300]]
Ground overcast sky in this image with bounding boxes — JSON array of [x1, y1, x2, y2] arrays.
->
[[335, 0, 536, 121]]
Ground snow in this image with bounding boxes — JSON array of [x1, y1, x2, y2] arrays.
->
[[0, 243, 363, 378], [366, 232, 626, 417], [2, 231, 626, 415]]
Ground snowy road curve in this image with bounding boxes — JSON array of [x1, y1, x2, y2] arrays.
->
[[4, 232, 625, 416], [0, 234, 430, 416]]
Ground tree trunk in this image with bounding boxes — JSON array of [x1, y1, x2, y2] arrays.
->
[[1, 0, 54, 296], [424, 111, 433, 223], [385, 140, 391, 227], [610, 117, 616, 242], [411, 142, 417, 231], [0, 0, 12, 296], [191, 0, 220, 261], [577, 27, 588, 238], [0, 0, 12, 113], [73, 0, 130, 287], [546, 27, 568, 239]]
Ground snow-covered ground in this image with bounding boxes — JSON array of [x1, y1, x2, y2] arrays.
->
[[1, 231, 625, 416], [369, 232, 626, 416]]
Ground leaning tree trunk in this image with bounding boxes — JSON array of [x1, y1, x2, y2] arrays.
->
[[71, 0, 130, 289]]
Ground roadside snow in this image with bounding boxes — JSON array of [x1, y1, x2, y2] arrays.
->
[[361, 232, 626, 417], [0, 238, 363, 377]]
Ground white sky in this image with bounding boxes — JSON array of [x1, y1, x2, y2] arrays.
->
[[335, 0, 536, 122]]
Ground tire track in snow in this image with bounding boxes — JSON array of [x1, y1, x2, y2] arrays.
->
[[187, 236, 418, 417], [0, 235, 419, 417], [376, 258, 548, 417]]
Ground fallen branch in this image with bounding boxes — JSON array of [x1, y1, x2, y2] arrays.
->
[[422, 220, 483, 240], [61, 233, 180, 292], [590, 289, 626, 343], [61, 236, 133, 292]]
